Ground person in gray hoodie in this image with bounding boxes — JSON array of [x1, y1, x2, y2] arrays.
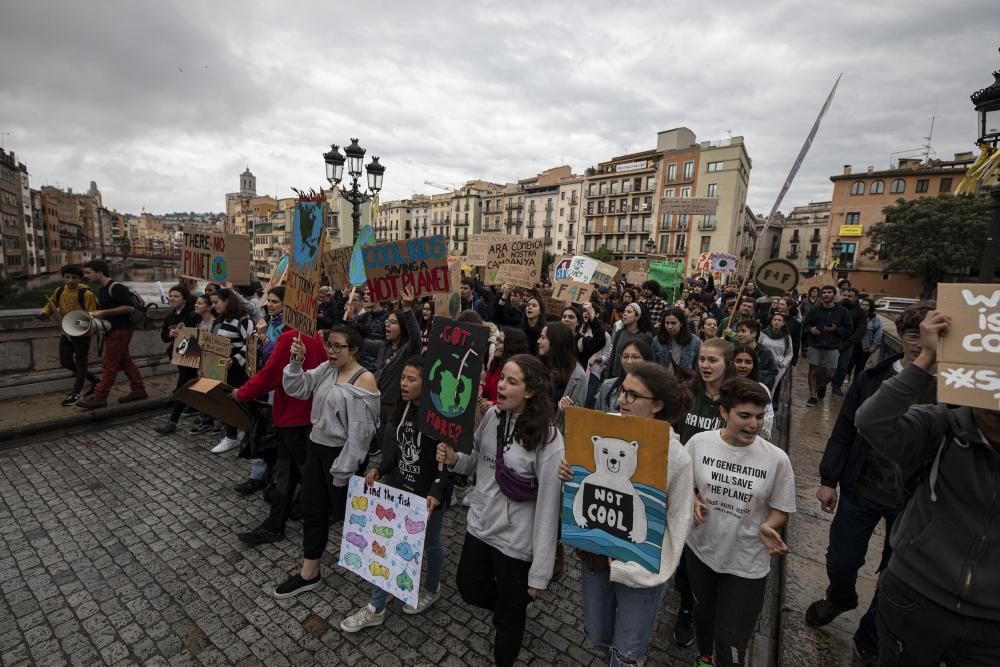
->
[[271, 325, 381, 599], [436, 354, 564, 667], [855, 310, 1000, 665]]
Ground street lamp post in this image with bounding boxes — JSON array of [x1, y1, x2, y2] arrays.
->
[[971, 50, 1000, 280], [323, 138, 385, 243]]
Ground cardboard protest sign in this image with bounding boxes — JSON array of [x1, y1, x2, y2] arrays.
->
[[198, 330, 231, 382], [361, 236, 450, 302], [546, 296, 570, 316], [432, 256, 463, 319], [181, 231, 252, 284], [284, 201, 326, 337], [419, 317, 490, 452], [754, 259, 798, 296], [339, 477, 429, 607], [552, 280, 595, 305], [551, 254, 573, 281], [493, 263, 537, 289], [170, 327, 201, 368], [937, 283, 1000, 410], [268, 254, 289, 288], [322, 246, 353, 291], [246, 334, 259, 378], [561, 407, 670, 573], [174, 378, 253, 431], [567, 255, 599, 283], [591, 262, 619, 289], [468, 233, 512, 266], [625, 271, 648, 285], [349, 224, 376, 286], [648, 258, 684, 293], [479, 236, 544, 285], [616, 259, 646, 274]]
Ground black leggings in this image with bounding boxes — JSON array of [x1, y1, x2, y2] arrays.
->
[[456, 532, 532, 667], [167, 366, 199, 423], [223, 364, 248, 439], [300, 440, 364, 560], [685, 546, 767, 666], [259, 426, 310, 534]]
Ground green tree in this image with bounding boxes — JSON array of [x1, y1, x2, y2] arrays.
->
[[864, 194, 991, 298], [585, 245, 615, 263]]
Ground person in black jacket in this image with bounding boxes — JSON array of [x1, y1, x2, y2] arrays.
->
[[832, 288, 865, 396], [341, 356, 452, 632], [154, 284, 201, 434], [855, 309, 1000, 666], [460, 277, 493, 321], [801, 285, 851, 407], [772, 297, 802, 367], [806, 303, 934, 663]]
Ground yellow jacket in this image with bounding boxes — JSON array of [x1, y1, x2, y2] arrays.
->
[[42, 285, 98, 317]]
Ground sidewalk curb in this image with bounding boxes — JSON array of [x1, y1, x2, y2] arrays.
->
[[0, 397, 170, 447]]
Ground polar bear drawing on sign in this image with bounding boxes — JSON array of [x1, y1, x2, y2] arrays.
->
[[572, 436, 647, 544]]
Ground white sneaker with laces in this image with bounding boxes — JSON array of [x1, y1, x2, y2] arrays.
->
[[402, 589, 440, 615], [340, 604, 385, 633], [211, 436, 241, 454]]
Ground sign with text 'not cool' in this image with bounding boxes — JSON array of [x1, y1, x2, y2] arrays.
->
[[937, 284, 1000, 410], [561, 407, 670, 573], [418, 317, 490, 453]]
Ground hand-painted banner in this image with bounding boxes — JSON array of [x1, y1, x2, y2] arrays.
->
[[284, 202, 327, 337], [199, 330, 231, 382], [591, 261, 619, 289], [561, 407, 670, 574], [648, 259, 684, 293], [493, 263, 537, 289], [552, 280, 595, 305], [322, 246, 353, 291], [418, 317, 490, 452], [268, 254, 290, 288], [432, 256, 463, 319], [339, 477, 429, 607], [180, 232, 252, 284], [551, 254, 573, 281], [170, 327, 201, 368], [567, 256, 599, 284], [362, 236, 450, 302], [937, 283, 1000, 410], [468, 234, 513, 266], [479, 236, 544, 286]]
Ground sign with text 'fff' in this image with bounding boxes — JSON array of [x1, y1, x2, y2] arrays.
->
[[418, 317, 490, 453], [181, 232, 252, 285], [937, 283, 1000, 410], [339, 477, 429, 607], [561, 407, 670, 574]]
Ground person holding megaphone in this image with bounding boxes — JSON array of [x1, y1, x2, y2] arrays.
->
[[38, 263, 100, 407]]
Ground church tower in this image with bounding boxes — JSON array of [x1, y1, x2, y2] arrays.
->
[[240, 167, 256, 197]]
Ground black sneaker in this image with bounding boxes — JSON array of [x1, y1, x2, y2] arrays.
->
[[188, 421, 214, 435], [214, 421, 226, 433], [180, 406, 199, 418], [233, 479, 267, 496], [61, 393, 81, 407], [805, 598, 849, 627], [806, 397, 818, 407], [832, 387, 844, 397], [673, 609, 694, 647], [273, 573, 321, 599], [83, 385, 97, 398], [238, 527, 285, 546], [817, 384, 827, 400], [154, 422, 177, 435]]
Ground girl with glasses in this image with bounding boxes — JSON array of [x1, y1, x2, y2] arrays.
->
[[595, 340, 654, 414]]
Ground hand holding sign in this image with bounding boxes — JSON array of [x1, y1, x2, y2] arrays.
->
[[290, 335, 305, 363]]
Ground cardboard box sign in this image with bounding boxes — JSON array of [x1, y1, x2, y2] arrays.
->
[[322, 246, 353, 291], [174, 378, 253, 431], [199, 330, 231, 382], [180, 232, 252, 285], [171, 327, 201, 368], [360, 236, 451, 302], [937, 283, 1000, 410], [552, 280, 595, 305]]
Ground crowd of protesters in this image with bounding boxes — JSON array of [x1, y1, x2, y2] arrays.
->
[[37, 263, 1000, 667]]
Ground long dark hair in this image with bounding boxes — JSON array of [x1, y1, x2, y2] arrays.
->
[[387, 309, 410, 348], [327, 325, 363, 358], [211, 288, 243, 321], [656, 306, 693, 345], [505, 354, 555, 452], [860, 297, 877, 320], [732, 345, 760, 382], [490, 326, 529, 373], [626, 361, 693, 423], [612, 338, 654, 392], [541, 322, 578, 391], [392, 355, 424, 424]]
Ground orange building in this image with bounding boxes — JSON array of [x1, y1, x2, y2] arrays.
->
[[827, 153, 974, 297]]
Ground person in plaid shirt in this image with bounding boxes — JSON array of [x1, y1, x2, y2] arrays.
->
[[639, 280, 668, 334]]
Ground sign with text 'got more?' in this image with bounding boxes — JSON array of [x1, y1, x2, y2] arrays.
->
[[937, 283, 1000, 410], [181, 231, 252, 285], [561, 407, 670, 573], [418, 317, 490, 453]]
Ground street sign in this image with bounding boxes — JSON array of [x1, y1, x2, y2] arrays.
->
[[754, 259, 799, 296]]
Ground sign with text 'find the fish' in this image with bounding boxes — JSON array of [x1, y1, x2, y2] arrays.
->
[[339, 477, 429, 607]]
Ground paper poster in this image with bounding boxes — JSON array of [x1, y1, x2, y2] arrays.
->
[[567, 256, 599, 284], [322, 246, 353, 291], [268, 254, 290, 288], [170, 327, 201, 368], [937, 283, 1000, 410], [432, 256, 463, 319], [361, 236, 450, 302], [418, 317, 491, 453], [552, 280, 594, 305], [284, 201, 326, 338], [199, 330, 231, 382], [181, 232, 252, 284], [467, 233, 514, 266], [561, 407, 670, 574], [339, 477, 429, 607], [551, 255, 573, 281]]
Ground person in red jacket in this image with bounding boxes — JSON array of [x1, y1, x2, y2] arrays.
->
[[233, 328, 325, 545]]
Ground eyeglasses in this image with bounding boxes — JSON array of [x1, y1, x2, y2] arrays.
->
[[386, 319, 399, 326], [325, 343, 350, 352], [901, 333, 921, 343], [620, 388, 655, 404]]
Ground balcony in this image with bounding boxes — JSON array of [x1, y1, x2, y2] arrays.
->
[[543, 220, 553, 228], [544, 236, 553, 246], [806, 252, 819, 260], [697, 221, 716, 231], [507, 202, 523, 210], [786, 251, 799, 259], [567, 214, 576, 222]]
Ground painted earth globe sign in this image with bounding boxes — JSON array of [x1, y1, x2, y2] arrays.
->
[[210, 255, 228, 282]]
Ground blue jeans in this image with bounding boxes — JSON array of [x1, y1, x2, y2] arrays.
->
[[370, 504, 445, 612], [825, 490, 896, 653], [249, 458, 267, 481], [581, 561, 669, 666]]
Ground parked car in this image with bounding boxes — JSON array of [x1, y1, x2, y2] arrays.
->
[[874, 296, 920, 314]]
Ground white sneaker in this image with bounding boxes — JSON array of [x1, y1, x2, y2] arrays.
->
[[340, 604, 385, 633], [211, 436, 240, 454], [402, 589, 440, 615]]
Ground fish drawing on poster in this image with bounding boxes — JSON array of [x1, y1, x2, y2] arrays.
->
[[339, 477, 429, 607], [561, 407, 669, 573]]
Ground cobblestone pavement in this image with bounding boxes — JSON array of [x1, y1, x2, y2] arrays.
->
[[0, 417, 698, 666]]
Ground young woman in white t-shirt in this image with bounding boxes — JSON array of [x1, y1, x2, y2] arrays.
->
[[685, 377, 796, 667]]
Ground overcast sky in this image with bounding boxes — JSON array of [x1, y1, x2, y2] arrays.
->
[[2, 1, 997, 216]]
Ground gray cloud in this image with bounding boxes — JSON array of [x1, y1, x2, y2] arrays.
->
[[2, 0, 996, 215]]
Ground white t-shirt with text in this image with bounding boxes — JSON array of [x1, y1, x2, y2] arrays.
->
[[685, 430, 796, 578]]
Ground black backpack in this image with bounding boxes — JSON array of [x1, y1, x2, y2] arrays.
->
[[55, 285, 92, 311], [109, 281, 155, 328]]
